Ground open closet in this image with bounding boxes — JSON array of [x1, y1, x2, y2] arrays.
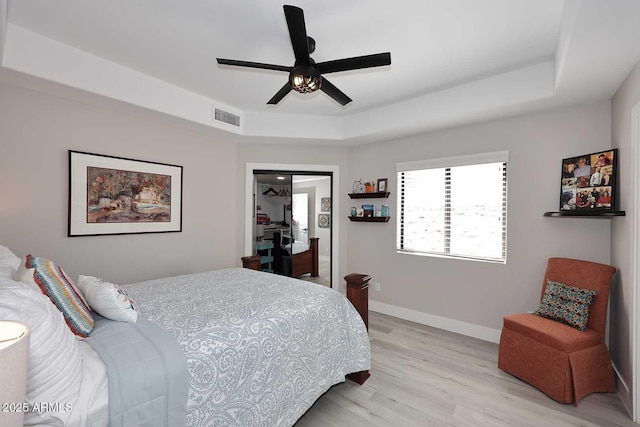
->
[[253, 171, 332, 287]]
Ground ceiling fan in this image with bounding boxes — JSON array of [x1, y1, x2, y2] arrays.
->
[[216, 5, 391, 106]]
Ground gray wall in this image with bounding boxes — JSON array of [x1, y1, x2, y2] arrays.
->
[[611, 59, 640, 412], [0, 82, 239, 284], [346, 102, 612, 330]]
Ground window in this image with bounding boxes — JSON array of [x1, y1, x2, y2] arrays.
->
[[397, 151, 508, 263]]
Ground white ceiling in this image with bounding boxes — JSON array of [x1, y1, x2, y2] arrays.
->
[[2, 0, 640, 145]]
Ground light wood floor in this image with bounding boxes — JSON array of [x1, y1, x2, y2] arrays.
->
[[296, 312, 636, 427]]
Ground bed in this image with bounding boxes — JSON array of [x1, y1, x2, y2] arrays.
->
[[272, 231, 319, 278], [0, 252, 370, 427]]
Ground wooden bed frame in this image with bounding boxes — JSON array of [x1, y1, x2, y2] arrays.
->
[[240, 232, 319, 278], [272, 231, 319, 278]]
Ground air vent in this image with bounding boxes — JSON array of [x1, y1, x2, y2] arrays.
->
[[213, 107, 240, 127]]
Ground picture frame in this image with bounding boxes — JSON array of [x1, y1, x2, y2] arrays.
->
[[68, 150, 183, 236], [320, 197, 331, 212], [559, 149, 617, 212], [377, 178, 388, 193], [318, 213, 330, 228]]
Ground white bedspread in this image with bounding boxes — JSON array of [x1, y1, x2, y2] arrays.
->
[[123, 268, 370, 427], [284, 241, 309, 255], [66, 341, 109, 427]]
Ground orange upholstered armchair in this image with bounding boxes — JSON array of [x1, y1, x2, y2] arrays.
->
[[498, 257, 616, 404]]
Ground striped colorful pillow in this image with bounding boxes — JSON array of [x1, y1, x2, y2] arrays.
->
[[26, 254, 94, 337]]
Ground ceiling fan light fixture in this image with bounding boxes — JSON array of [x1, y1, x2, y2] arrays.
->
[[289, 65, 322, 93]]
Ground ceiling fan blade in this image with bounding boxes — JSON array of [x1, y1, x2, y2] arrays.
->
[[320, 78, 352, 106], [283, 5, 310, 65], [316, 52, 391, 74], [267, 83, 292, 105], [217, 58, 291, 72]]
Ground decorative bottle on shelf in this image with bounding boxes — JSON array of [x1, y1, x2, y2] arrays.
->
[[381, 205, 389, 217], [351, 206, 357, 216]]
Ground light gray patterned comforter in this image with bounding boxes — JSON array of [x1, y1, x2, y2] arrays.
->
[[123, 268, 370, 427]]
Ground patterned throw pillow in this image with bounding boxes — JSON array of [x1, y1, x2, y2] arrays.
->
[[77, 275, 138, 323], [534, 279, 597, 331], [26, 254, 94, 337]]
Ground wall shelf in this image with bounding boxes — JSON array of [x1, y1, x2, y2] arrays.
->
[[348, 216, 391, 222], [348, 192, 390, 199], [543, 211, 626, 218]]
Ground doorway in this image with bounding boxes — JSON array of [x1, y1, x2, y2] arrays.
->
[[246, 163, 339, 289], [292, 192, 309, 245]]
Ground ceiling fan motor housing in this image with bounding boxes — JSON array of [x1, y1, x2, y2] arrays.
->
[[289, 65, 322, 93]]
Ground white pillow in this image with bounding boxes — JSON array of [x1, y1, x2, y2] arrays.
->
[[77, 275, 138, 323], [0, 244, 21, 279], [0, 277, 82, 427], [13, 261, 41, 293]]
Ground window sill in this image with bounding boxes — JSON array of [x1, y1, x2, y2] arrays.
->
[[396, 249, 506, 264]]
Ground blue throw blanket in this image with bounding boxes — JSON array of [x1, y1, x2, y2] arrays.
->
[[86, 315, 188, 427]]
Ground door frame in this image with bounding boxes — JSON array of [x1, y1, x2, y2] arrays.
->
[[245, 162, 339, 289]]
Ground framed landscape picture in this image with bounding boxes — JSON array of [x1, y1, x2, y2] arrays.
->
[[68, 150, 183, 236], [559, 149, 617, 212]]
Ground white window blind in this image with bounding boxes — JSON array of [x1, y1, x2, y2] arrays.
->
[[397, 151, 508, 263]]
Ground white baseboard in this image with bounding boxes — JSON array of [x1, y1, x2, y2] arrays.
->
[[369, 300, 502, 344], [612, 361, 633, 418]]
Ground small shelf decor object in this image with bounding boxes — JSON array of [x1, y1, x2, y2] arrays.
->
[[69, 151, 183, 236], [364, 181, 375, 193], [352, 179, 365, 194], [377, 178, 388, 193], [558, 149, 618, 213], [545, 148, 625, 218]]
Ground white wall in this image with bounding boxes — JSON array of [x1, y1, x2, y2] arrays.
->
[[611, 59, 640, 415], [0, 82, 240, 284], [347, 102, 613, 332]]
